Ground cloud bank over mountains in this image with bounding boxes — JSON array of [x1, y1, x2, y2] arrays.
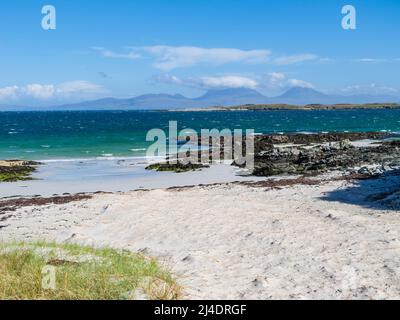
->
[[1, 76, 399, 109], [0, 81, 107, 104], [1, 86, 399, 111], [155, 72, 314, 95]]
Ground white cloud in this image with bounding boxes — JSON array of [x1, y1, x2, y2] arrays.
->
[[93, 47, 141, 60], [0, 86, 19, 100], [55, 80, 105, 96], [95, 46, 272, 70], [23, 84, 55, 99], [145, 46, 271, 71], [342, 83, 398, 95], [354, 58, 386, 63], [0, 81, 106, 102], [96, 45, 321, 70], [197, 75, 259, 89], [273, 54, 318, 65], [287, 79, 314, 88], [155, 74, 184, 86], [156, 74, 259, 89], [318, 57, 334, 63], [264, 72, 286, 90], [96, 46, 272, 70], [156, 72, 312, 94], [264, 72, 313, 93]]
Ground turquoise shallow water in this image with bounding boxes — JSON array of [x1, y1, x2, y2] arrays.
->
[[1, 109, 400, 160]]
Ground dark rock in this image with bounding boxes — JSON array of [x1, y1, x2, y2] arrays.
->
[[255, 132, 389, 146], [250, 132, 400, 177], [146, 162, 209, 173], [0, 160, 42, 182]]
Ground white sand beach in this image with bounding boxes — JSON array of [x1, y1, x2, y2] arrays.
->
[[2, 167, 400, 299]]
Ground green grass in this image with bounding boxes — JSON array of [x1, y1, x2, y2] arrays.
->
[[0, 241, 180, 300]]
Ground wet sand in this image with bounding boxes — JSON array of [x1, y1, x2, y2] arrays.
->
[[0, 159, 263, 198]]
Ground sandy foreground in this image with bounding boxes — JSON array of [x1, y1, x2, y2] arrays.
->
[[2, 169, 400, 300]]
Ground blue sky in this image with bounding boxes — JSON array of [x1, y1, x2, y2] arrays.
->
[[0, 0, 399, 105]]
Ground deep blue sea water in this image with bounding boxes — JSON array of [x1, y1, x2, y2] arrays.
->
[[1, 109, 400, 160]]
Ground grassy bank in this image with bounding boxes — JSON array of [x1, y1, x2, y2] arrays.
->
[[0, 242, 180, 300]]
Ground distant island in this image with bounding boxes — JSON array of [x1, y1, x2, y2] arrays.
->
[[174, 102, 400, 112], [1, 87, 400, 111]]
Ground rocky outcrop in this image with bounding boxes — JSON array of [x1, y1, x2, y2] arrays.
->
[[0, 160, 41, 182], [254, 131, 388, 146], [252, 133, 400, 177], [146, 162, 209, 173], [147, 132, 399, 177]]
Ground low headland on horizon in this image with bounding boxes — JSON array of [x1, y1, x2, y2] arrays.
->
[[173, 102, 400, 112]]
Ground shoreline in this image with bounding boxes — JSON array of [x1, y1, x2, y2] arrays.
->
[[1, 131, 398, 198], [0, 161, 265, 198]]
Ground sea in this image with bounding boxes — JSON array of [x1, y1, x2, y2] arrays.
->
[[2, 109, 400, 161]]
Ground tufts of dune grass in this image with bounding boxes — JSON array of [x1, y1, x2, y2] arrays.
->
[[0, 241, 180, 300]]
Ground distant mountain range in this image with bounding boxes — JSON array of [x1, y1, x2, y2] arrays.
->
[[1, 87, 400, 111]]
